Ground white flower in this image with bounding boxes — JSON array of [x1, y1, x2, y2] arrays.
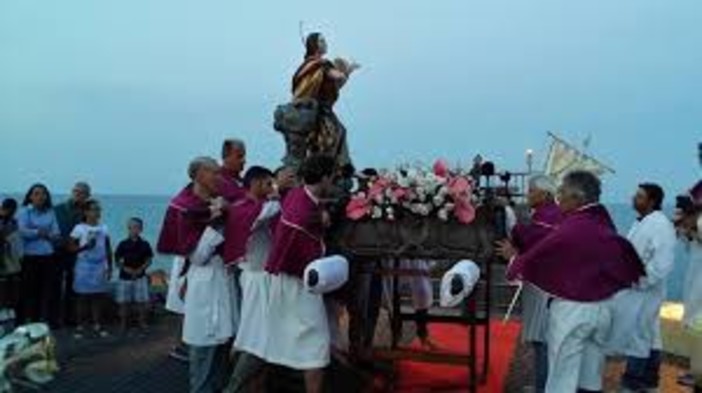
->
[[444, 202, 455, 211], [397, 176, 410, 188], [438, 186, 449, 196], [371, 206, 383, 219], [373, 193, 384, 204], [438, 208, 449, 221], [385, 206, 395, 218], [415, 204, 431, 216], [433, 194, 445, 207]]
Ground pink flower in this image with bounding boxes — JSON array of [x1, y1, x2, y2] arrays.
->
[[392, 187, 408, 201], [433, 159, 449, 178], [447, 175, 476, 224], [346, 196, 371, 220], [448, 177, 471, 195], [454, 199, 476, 224], [368, 177, 391, 200]]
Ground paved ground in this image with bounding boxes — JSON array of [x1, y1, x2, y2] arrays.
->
[[24, 312, 189, 393], [13, 264, 693, 393]]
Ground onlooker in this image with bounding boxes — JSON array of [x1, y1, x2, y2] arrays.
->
[[0, 198, 22, 319], [69, 199, 112, 338], [619, 183, 676, 393], [114, 217, 154, 333], [55, 181, 92, 327], [17, 184, 61, 327]]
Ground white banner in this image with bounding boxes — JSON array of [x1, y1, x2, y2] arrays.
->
[[544, 137, 611, 182]]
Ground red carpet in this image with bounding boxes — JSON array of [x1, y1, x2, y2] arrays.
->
[[395, 321, 521, 393]]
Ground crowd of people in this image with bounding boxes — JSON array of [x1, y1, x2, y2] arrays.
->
[[496, 173, 702, 393], [2, 147, 701, 393], [0, 182, 155, 337]]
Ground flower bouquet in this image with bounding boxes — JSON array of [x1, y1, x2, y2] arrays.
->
[[345, 159, 477, 224]]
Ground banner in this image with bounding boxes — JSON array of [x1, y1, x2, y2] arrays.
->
[[544, 134, 612, 182]]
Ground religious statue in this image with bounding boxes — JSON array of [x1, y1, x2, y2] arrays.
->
[[274, 32, 360, 173]]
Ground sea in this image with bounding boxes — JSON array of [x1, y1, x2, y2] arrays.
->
[[4, 194, 691, 301]]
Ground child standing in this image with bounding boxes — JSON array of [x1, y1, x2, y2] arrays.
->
[[70, 200, 112, 338], [114, 218, 153, 333]]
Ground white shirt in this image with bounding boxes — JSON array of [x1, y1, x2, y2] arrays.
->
[[626, 210, 676, 350], [70, 223, 109, 264]]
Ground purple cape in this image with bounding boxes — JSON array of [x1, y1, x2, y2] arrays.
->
[[222, 197, 266, 265], [265, 187, 325, 278], [156, 185, 212, 256], [218, 170, 246, 203], [511, 201, 563, 252], [507, 204, 645, 302]]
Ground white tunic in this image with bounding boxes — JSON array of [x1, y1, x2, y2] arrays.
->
[[234, 201, 279, 358], [264, 274, 330, 370], [182, 227, 238, 347], [626, 211, 677, 350], [683, 219, 702, 334]]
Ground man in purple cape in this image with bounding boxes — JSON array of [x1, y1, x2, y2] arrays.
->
[[263, 155, 335, 393], [218, 139, 247, 202], [509, 174, 562, 393], [157, 157, 237, 393], [499, 171, 645, 393]]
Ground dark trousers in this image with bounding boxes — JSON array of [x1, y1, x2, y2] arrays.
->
[[226, 352, 266, 393], [347, 263, 383, 352], [189, 343, 232, 393], [20, 255, 62, 327], [60, 254, 77, 326], [532, 342, 548, 393], [621, 349, 662, 390]]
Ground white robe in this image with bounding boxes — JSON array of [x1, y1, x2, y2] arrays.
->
[[264, 274, 330, 370], [165, 256, 186, 315], [683, 219, 702, 334], [234, 201, 279, 358], [182, 227, 238, 347], [625, 211, 677, 351]]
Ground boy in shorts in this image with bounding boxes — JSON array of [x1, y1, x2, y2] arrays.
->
[[114, 217, 153, 332]]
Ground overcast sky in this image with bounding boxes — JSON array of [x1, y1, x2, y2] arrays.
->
[[1, 0, 700, 201]]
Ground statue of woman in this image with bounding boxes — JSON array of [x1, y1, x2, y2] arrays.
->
[[290, 32, 360, 170]]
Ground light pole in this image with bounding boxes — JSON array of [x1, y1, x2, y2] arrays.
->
[[526, 149, 534, 174]]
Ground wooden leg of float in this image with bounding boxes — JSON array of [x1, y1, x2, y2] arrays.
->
[[482, 263, 492, 383], [391, 258, 401, 351], [468, 298, 478, 393]]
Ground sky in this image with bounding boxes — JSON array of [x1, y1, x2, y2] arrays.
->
[[1, 0, 700, 202]]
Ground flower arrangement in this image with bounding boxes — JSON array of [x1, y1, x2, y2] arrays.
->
[[346, 159, 477, 224]]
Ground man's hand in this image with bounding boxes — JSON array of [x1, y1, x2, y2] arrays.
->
[[209, 197, 227, 220], [348, 61, 361, 73], [495, 239, 518, 260]]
